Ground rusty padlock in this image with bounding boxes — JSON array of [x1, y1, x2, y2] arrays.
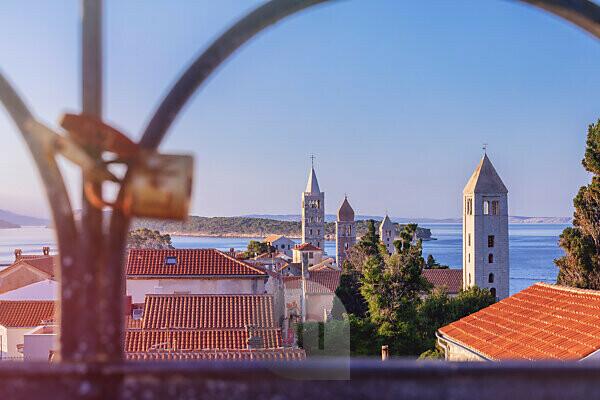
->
[[122, 152, 193, 220]]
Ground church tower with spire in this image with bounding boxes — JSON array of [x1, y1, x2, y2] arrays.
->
[[336, 196, 356, 266], [379, 214, 396, 255], [302, 162, 325, 249], [463, 153, 509, 300]]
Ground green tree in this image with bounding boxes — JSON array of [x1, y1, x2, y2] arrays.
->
[[240, 240, 273, 259], [127, 228, 174, 249], [360, 225, 431, 355], [331, 261, 368, 319], [556, 119, 600, 289]]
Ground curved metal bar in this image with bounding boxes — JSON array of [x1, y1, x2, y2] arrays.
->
[[520, 0, 600, 39], [140, 0, 600, 150], [0, 72, 78, 282]]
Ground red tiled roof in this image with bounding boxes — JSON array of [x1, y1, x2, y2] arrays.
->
[[294, 243, 321, 251], [125, 328, 282, 352], [283, 271, 341, 294], [141, 294, 275, 329], [422, 269, 463, 294], [126, 249, 266, 277], [438, 283, 600, 360], [0, 300, 55, 327], [126, 348, 306, 361], [0, 256, 56, 278]]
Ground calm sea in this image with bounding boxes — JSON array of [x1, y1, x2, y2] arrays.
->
[[0, 224, 567, 295]]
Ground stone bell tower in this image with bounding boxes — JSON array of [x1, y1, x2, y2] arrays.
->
[[301, 159, 325, 250], [336, 196, 356, 266], [463, 153, 509, 300]]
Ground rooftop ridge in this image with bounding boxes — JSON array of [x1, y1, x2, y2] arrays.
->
[[534, 282, 600, 296]]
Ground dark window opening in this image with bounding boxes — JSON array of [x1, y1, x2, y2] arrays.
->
[[488, 235, 495, 248], [165, 256, 177, 265], [489, 273, 494, 283], [488, 254, 494, 263], [490, 287, 497, 298]]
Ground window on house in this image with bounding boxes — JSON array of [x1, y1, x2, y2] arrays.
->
[[488, 254, 494, 263], [488, 235, 495, 248], [489, 273, 494, 283], [310, 229, 313, 236], [308, 252, 313, 259], [483, 200, 490, 215], [466, 198, 473, 215], [281, 244, 285, 249], [492, 200, 499, 215], [345, 243, 349, 250], [490, 287, 497, 298], [165, 256, 177, 265]]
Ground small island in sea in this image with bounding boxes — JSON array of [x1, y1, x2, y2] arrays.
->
[[133, 216, 433, 241]]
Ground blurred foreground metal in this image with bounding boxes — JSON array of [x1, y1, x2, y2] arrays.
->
[[0, 0, 598, 399]]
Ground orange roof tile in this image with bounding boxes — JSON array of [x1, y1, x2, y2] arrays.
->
[[125, 328, 282, 352], [438, 283, 600, 360], [126, 249, 266, 277], [283, 271, 341, 294], [126, 348, 306, 361], [294, 243, 321, 251], [422, 269, 463, 294], [0, 256, 56, 278], [0, 300, 54, 327], [141, 294, 275, 329]]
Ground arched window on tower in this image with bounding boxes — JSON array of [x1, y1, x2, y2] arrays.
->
[[488, 273, 494, 283], [468, 273, 472, 285], [490, 287, 497, 298], [483, 201, 490, 215], [488, 254, 494, 263], [492, 200, 499, 215]]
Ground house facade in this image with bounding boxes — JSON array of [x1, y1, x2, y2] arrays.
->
[[126, 249, 269, 303]]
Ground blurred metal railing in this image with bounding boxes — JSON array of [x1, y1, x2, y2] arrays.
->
[[0, 0, 598, 399]]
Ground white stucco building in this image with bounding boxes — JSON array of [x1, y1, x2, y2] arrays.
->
[[126, 249, 269, 304], [263, 235, 296, 257]]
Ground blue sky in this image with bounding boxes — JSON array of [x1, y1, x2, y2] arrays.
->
[[0, 0, 598, 219]]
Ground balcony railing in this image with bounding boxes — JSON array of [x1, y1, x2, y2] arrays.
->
[[0, 0, 599, 399]]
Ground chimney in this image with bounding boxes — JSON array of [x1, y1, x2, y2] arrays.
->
[[14, 248, 22, 261], [246, 326, 264, 349], [42, 246, 50, 256]]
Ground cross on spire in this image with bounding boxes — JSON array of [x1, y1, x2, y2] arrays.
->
[[482, 143, 488, 154], [309, 154, 316, 168]]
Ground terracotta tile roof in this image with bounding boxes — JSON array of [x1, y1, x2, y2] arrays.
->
[[283, 271, 341, 294], [0, 256, 56, 278], [264, 235, 293, 244], [422, 269, 463, 294], [126, 328, 282, 352], [126, 249, 266, 277], [126, 348, 306, 361], [294, 243, 321, 251], [141, 294, 275, 329], [438, 283, 600, 360], [0, 300, 55, 327]]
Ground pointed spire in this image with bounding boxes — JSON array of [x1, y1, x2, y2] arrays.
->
[[337, 196, 355, 222], [380, 213, 393, 229], [463, 153, 508, 194], [305, 166, 321, 193]]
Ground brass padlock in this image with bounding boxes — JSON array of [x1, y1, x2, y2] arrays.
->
[[122, 152, 193, 220]]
